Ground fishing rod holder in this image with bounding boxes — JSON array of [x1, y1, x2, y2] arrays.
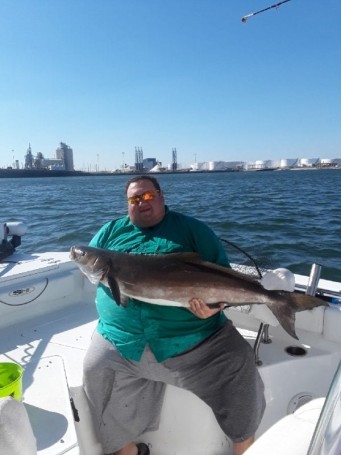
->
[[254, 323, 271, 366], [306, 264, 322, 296]]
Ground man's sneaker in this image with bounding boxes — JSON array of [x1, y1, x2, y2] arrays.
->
[[137, 442, 150, 455]]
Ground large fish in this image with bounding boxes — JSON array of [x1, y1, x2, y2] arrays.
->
[[70, 245, 327, 339]]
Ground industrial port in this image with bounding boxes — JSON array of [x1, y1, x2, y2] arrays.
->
[[1, 143, 340, 178]]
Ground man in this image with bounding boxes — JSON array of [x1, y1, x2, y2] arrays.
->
[[83, 175, 265, 455]]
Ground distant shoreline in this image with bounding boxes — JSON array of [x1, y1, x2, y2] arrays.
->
[[0, 166, 339, 178]]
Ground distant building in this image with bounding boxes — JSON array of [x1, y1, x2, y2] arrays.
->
[[24, 144, 34, 169], [56, 142, 74, 171], [298, 158, 318, 167], [42, 158, 64, 170], [135, 147, 144, 171], [191, 161, 244, 171], [150, 163, 167, 172], [318, 158, 340, 167], [143, 158, 157, 170], [246, 160, 267, 170]]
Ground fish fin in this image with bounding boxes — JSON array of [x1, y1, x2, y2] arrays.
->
[[164, 253, 258, 283], [266, 302, 299, 339], [121, 295, 129, 307], [183, 257, 258, 283], [107, 275, 122, 306], [166, 252, 202, 261], [287, 292, 328, 312], [266, 292, 327, 339]]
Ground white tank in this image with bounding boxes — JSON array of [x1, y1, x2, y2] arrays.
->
[[299, 158, 316, 167], [208, 161, 229, 171], [265, 160, 275, 168], [255, 160, 266, 169]]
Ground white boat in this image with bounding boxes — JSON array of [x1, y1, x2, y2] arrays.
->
[[0, 222, 340, 455]]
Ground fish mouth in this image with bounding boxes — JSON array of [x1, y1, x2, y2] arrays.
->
[[69, 245, 86, 261], [69, 246, 76, 260]]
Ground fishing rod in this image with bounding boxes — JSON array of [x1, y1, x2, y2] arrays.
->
[[242, 0, 292, 23], [219, 238, 263, 278]]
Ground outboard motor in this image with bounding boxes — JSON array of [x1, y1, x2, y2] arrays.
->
[[0, 222, 27, 261]]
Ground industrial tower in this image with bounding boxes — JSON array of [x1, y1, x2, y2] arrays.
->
[[172, 148, 178, 171], [24, 144, 34, 169], [135, 147, 144, 171], [56, 142, 74, 171]]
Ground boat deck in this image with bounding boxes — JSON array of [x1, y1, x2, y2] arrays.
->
[[1, 300, 340, 455], [0, 301, 98, 455]]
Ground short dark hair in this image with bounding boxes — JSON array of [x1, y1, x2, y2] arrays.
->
[[125, 175, 161, 193]]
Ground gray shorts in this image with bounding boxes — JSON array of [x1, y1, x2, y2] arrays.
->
[[83, 321, 265, 453]]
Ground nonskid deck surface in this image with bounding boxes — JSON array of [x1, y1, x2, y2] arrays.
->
[[0, 302, 98, 455], [0, 302, 97, 383]]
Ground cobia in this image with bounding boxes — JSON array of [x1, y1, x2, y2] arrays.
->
[[70, 245, 327, 339]]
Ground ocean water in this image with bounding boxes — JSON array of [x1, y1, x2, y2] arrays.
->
[[1, 169, 340, 281]]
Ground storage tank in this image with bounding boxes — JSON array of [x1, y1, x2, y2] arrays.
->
[[299, 158, 315, 167], [255, 160, 266, 169], [280, 159, 297, 168], [264, 160, 276, 168]]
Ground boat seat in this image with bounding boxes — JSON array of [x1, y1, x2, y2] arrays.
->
[[0, 396, 37, 455], [244, 398, 325, 455], [323, 304, 341, 343]]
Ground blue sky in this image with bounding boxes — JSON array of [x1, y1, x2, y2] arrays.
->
[[0, 0, 340, 171]]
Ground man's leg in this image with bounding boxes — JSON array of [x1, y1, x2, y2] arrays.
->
[[83, 333, 162, 454], [233, 436, 254, 455], [113, 442, 150, 455], [113, 442, 138, 455], [163, 322, 265, 448]]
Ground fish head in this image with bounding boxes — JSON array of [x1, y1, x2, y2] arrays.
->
[[70, 245, 110, 285]]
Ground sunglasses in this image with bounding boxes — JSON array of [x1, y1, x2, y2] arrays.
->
[[127, 191, 159, 206]]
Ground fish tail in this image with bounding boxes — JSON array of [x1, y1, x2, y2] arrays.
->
[[287, 292, 327, 313], [267, 303, 298, 339], [267, 292, 327, 340]]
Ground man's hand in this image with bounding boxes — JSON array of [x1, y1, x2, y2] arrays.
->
[[188, 298, 224, 319]]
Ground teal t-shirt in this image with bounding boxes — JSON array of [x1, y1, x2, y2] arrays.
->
[[90, 207, 230, 362]]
